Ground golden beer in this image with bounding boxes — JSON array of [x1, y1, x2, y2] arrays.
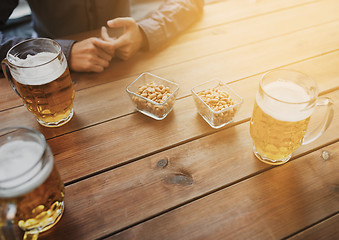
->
[[1, 166, 64, 233], [250, 101, 310, 161], [0, 127, 64, 238], [14, 63, 75, 127], [250, 74, 315, 165], [2, 38, 75, 127]]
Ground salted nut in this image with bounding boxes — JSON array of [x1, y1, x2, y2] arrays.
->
[[136, 82, 172, 103], [132, 82, 174, 118], [197, 86, 235, 111], [194, 83, 237, 126]]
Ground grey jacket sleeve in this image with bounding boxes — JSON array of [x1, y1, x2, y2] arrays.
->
[[0, 1, 75, 72], [55, 39, 76, 62], [0, 0, 20, 66], [137, 0, 204, 51], [0, 33, 27, 63]]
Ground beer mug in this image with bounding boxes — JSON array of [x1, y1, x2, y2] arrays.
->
[[0, 127, 65, 239], [250, 69, 334, 165], [1, 38, 75, 127]]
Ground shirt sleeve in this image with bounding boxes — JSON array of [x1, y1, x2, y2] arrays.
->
[[0, 33, 28, 66], [0, 1, 76, 74], [55, 39, 76, 62], [0, 0, 20, 71], [137, 0, 204, 51]]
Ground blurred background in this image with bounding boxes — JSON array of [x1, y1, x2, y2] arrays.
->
[[2, 0, 164, 37]]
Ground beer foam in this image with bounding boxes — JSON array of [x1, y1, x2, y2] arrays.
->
[[256, 81, 313, 122], [0, 140, 53, 198], [9, 52, 67, 86]]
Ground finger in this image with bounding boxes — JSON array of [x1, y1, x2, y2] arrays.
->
[[85, 52, 110, 69], [91, 38, 115, 55], [107, 17, 134, 29], [95, 37, 124, 55], [111, 36, 127, 49], [92, 38, 112, 49], [88, 65, 105, 73], [91, 57, 110, 68], [97, 47, 113, 61], [78, 62, 105, 73], [115, 48, 129, 61], [101, 26, 111, 42]]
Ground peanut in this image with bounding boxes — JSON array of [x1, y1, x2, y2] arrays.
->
[[194, 84, 238, 127], [132, 81, 175, 118], [135, 82, 172, 103]]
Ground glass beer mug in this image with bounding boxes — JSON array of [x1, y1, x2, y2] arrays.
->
[[0, 127, 65, 240], [1, 38, 75, 127], [250, 69, 334, 165]]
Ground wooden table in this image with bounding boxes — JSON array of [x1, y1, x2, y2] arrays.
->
[[1, 0, 338, 239]]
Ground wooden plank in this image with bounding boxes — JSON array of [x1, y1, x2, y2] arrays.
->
[[3, 48, 339, 142], [106, 142, 339, 240], [193, 0, 316, 32], [39, 91, 339, 240], [65, 0, 316, 40], [0, 79, 21, 111], [0, 52, 337, 183], [288, 214, 339, 240], [1, 16, 339, 136], [48, 84, 339, 183], [67, 0, 339, 91], [1, 0, 337, 111]]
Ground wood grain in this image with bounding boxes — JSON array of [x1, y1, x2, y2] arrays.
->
[[1, 61, 334, 185], [192, 0, 316, 32], [1, 23, 339, 138], [39, 90, 339, 240], [67, 0, 339, 91], [288, 214, 339, 240], [48, 80, 339, 183], [107, 142, 339, 240], [1, 1, 339, 239], [1, 0, 336, 111]]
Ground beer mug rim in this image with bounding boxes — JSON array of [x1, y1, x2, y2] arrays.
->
[[5, 38, 62, 69], [0, 126, 47, 185], [259, 69, 319, 105]]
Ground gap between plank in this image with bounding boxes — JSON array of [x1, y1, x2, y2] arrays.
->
[[282, 211, 339, 239], [95, 139, 339, 239], [1, 20, 339, 113]]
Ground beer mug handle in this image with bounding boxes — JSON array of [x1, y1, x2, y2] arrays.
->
[[1, 59, 21, 97], [0, 201, 21, 240], [302, 97, 334, 145], [23, 230, 39, 240], [0, 201, 39, 240]]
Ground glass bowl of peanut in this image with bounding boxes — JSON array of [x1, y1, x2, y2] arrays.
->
[[191, 79, 243, 128], [126, 72, 179, 120]]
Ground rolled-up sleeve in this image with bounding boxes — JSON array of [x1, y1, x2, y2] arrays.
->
[[55, 39, 76, 62], [137, 0, 204, 51]]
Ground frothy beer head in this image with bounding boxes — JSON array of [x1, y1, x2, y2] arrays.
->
[[256, 80, 313, 122], [0, 140, 53, 198], [9, 52, 67, 86]]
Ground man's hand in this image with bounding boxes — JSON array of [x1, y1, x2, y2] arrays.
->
[[69, 37, 113, 72], [99, 17, 145, 61]]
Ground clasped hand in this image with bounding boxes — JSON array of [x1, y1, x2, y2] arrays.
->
[[69, 17, 144, 72]]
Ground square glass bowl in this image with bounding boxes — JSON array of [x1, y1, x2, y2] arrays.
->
[[126, 73, 179, 120], [191, 79, 243, 128]]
